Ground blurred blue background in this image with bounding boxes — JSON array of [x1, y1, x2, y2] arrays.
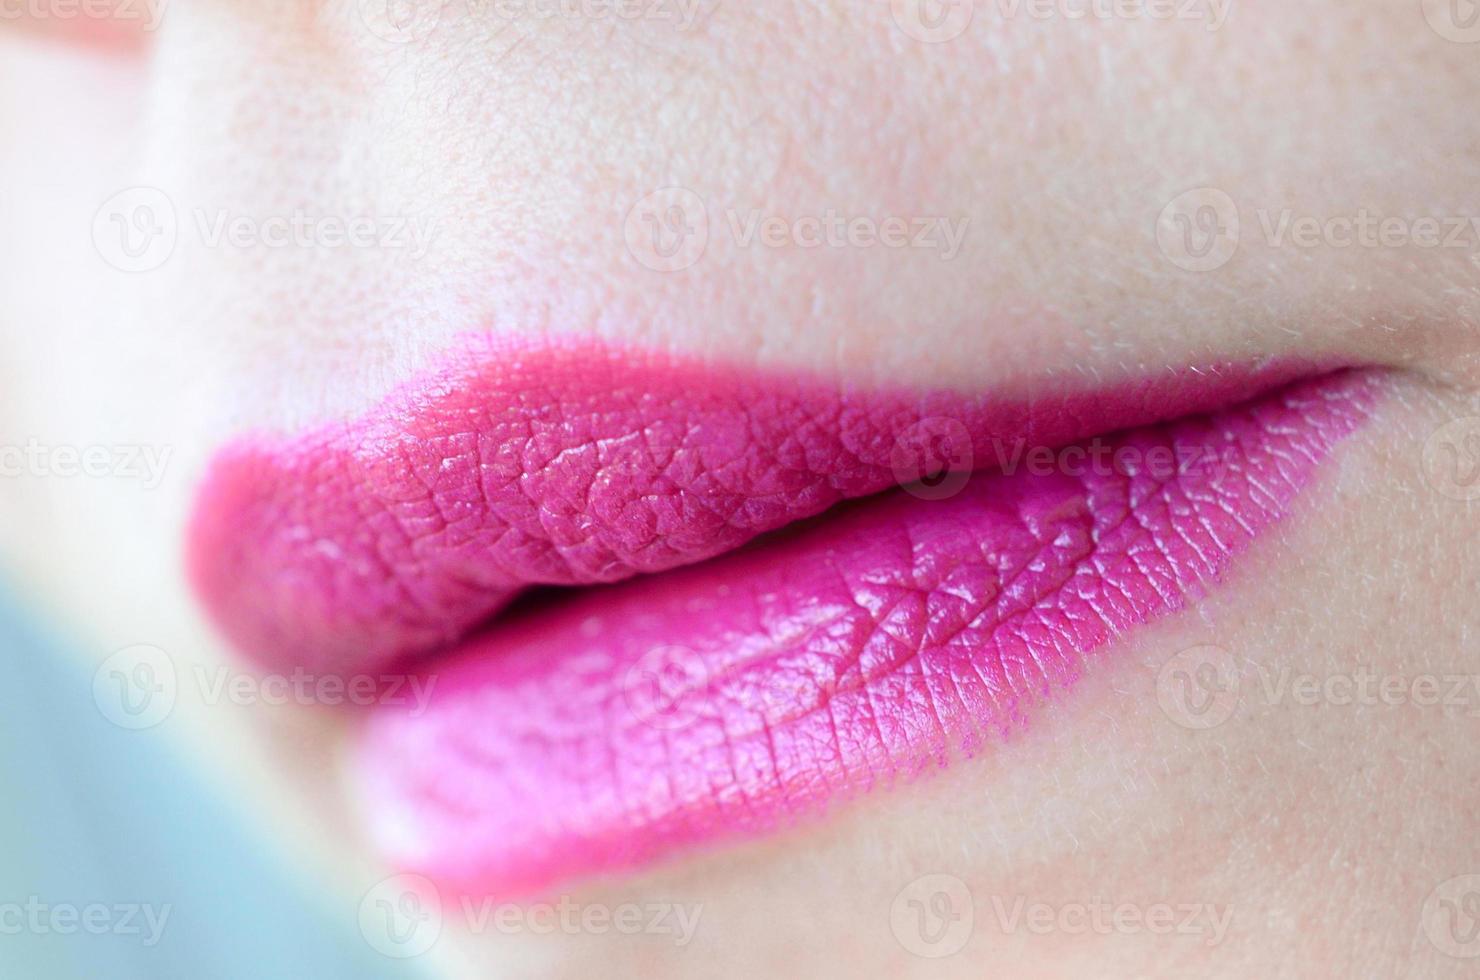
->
[[0, 588, 420, 979]]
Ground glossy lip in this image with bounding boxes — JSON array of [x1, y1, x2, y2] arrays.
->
[[188, 337, 1326, 676], [185, 339, 1383, 896]]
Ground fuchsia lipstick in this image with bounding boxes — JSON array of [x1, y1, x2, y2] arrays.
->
[[186, 339, 1382, 895], [189, 339, 1326, 675]]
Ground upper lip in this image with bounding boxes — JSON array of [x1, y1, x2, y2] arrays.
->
[[184, 336, 1328, 676]]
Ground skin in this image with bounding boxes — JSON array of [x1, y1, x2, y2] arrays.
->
[[2, 1, 1479, 976]]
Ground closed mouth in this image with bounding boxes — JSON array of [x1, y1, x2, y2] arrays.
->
[[185, 336, 1384, 896]]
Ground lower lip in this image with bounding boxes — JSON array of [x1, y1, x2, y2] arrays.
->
[[352, 368, 1382, 898]]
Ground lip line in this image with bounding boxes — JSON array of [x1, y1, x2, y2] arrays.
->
[[186, 336, 1343, 679]]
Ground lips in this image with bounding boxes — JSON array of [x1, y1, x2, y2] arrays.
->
[[185, 338, 1382, 896]]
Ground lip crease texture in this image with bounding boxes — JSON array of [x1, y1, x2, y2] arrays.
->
[[187, 337, 1327, 676], [184, 338, 1381, 896]]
